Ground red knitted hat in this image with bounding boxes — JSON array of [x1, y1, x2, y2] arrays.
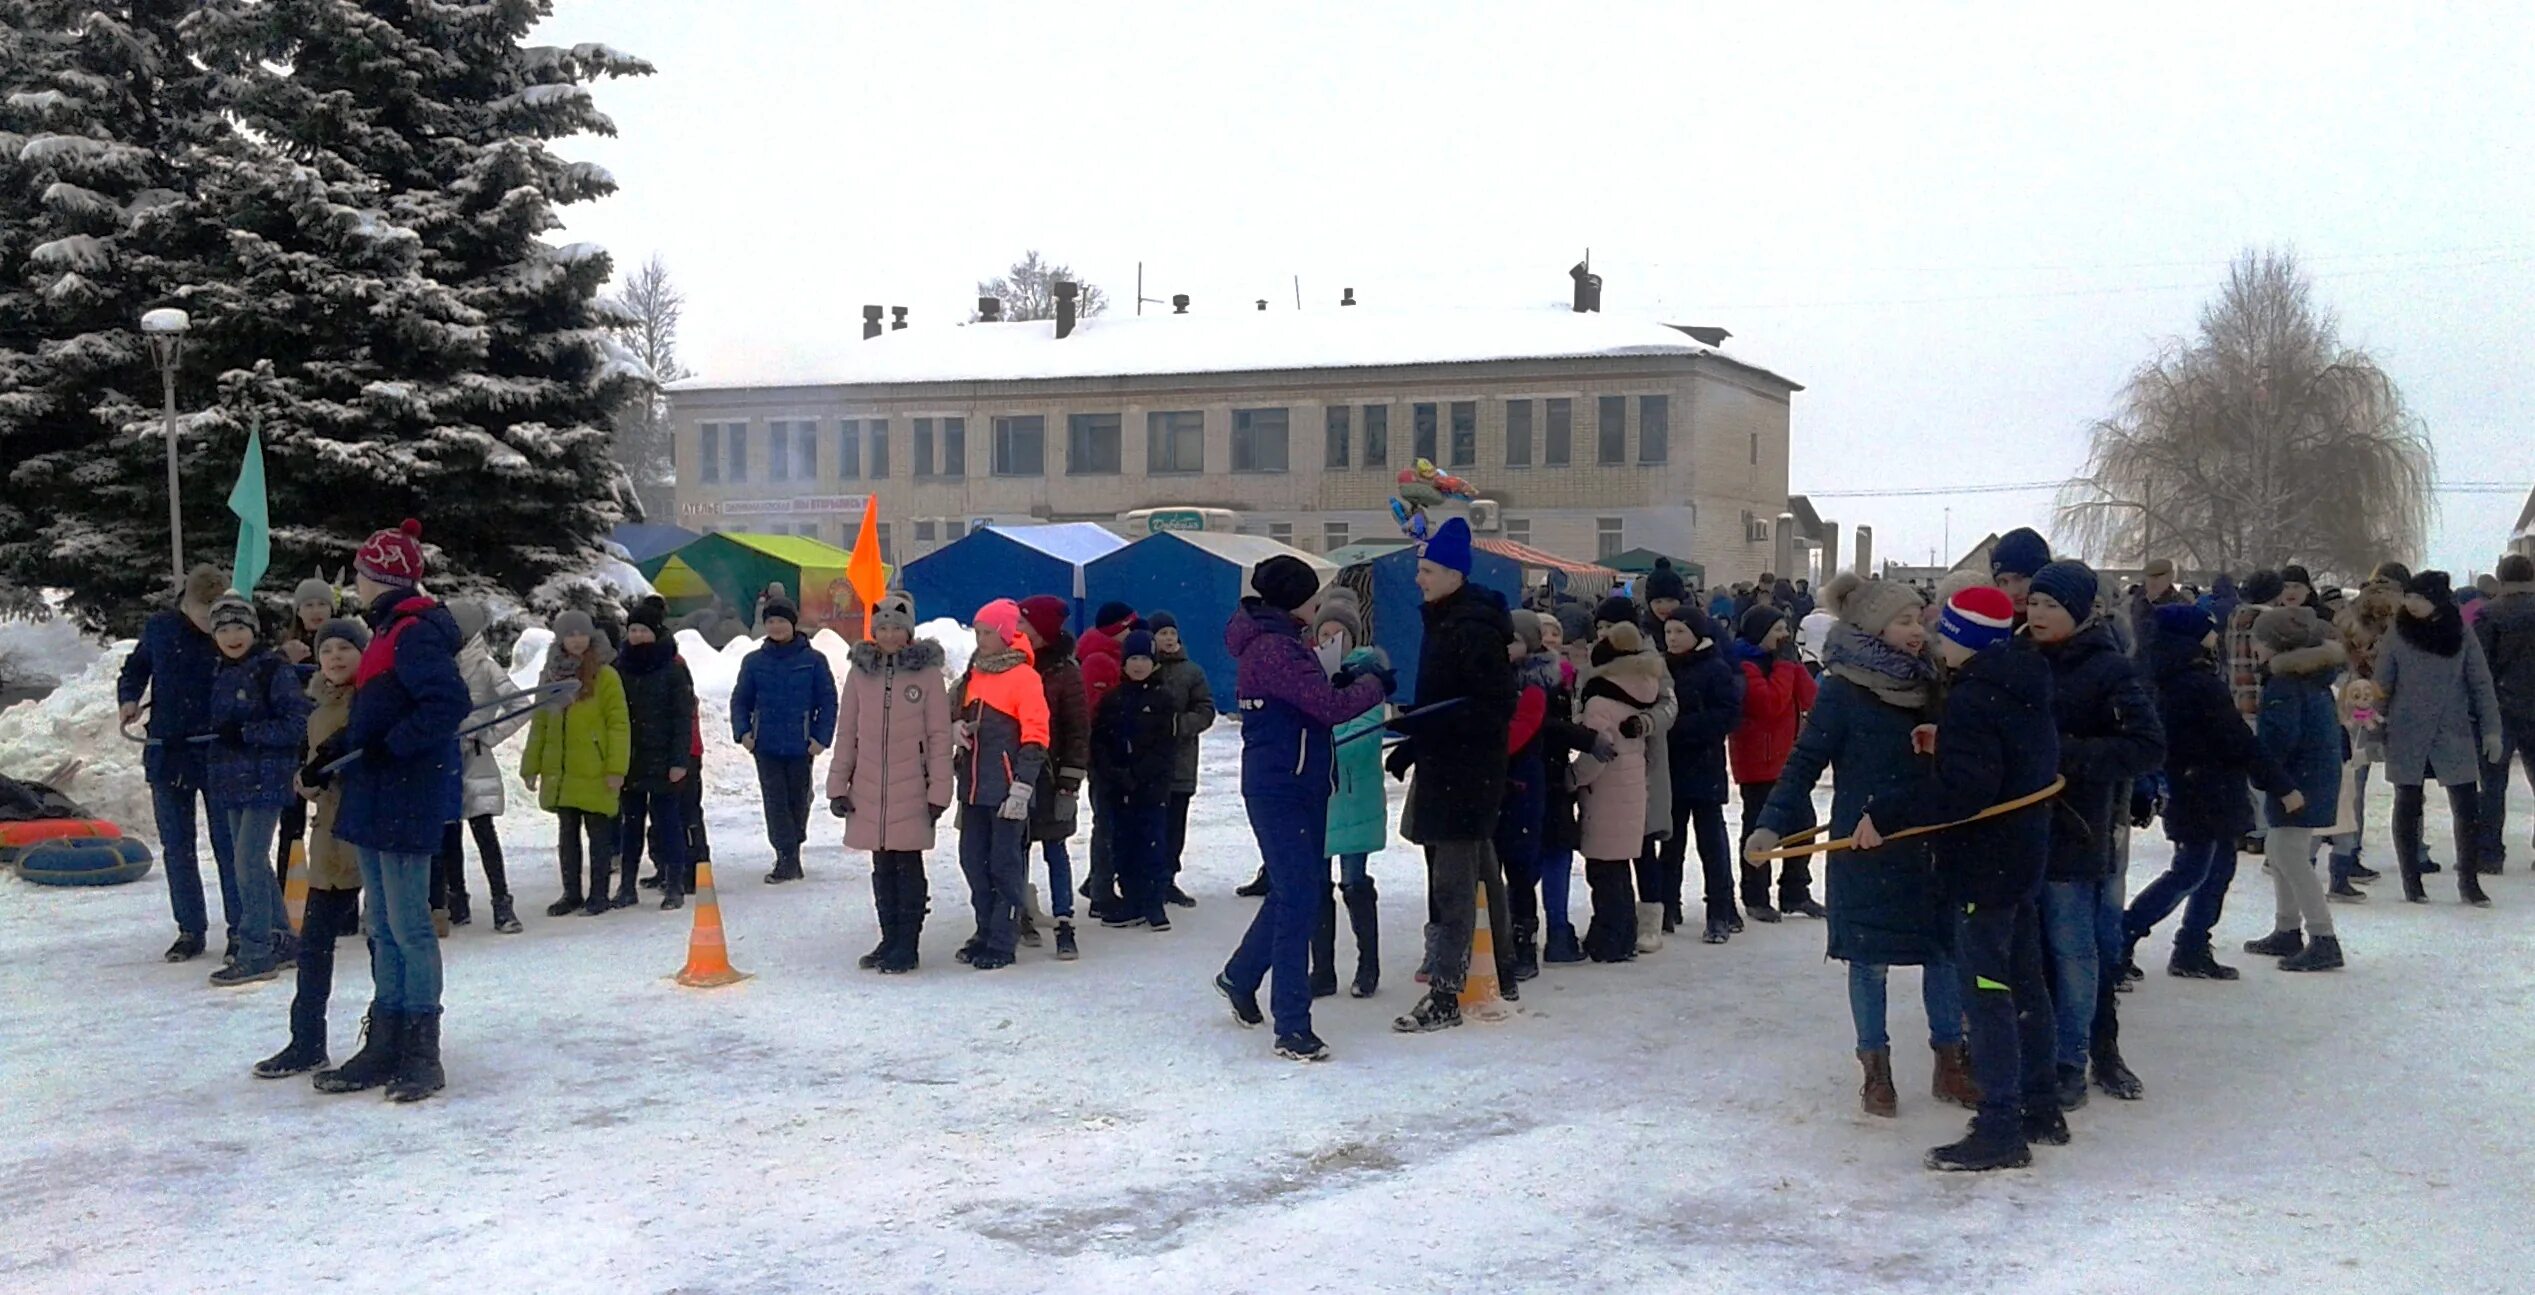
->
[[357, 518, 426, 587], [1017, 594, 1070, 643]]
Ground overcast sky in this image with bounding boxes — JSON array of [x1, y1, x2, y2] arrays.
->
[[536, 0, 2533, 579]]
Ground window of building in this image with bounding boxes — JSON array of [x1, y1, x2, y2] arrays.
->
[[1067, 413, 1122, 475], [727, 422, 748, 482], [1448, 401, 1476, 467], [992, 415, 1044, 477], [867, 418, 888, 479], [1505, 400, 1533, 467], [796, 422, 819, 480], [699, 424, 721, 484], [770, 422, 791, 481], [769, 419, 816, 481], [1638, 396, 1668, 465], [1232, 407, 1289, 473], [1750, 428, 1760, 465], [912, 418, 934, 478], [1412, 403, 1438, 463], [1544, 398, 1571, 467], [1598, 396, 1626, 465], [915, 520, 937, 544], [1268, 521, 1293, 546], [875, 522, 894, 565], [1597, 516, 1623, 560], [943, 417, 966, 477], [1504, 516, 1531, 547], [1324, 406, 1350, 468], [1324, 520, 1349, 552], [1148, 410, 1204, 474], [836, 420, 862, 481], [1363, 404, 1389, 467]]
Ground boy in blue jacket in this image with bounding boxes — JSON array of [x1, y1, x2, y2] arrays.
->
[[116, 564, 237, 963], [201, 592, 313, 987], [732, 594, 839, 883]]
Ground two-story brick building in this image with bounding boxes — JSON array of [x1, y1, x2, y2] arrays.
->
[[664, 303, 1800, 581]]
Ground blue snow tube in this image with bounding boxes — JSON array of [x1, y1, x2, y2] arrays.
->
[[13, 836, 156, 887]]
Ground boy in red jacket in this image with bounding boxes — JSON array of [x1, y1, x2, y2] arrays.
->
[[1730, 606, 1820, 921]]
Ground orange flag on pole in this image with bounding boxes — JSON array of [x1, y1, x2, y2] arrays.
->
[[848, 495, 887, 639]]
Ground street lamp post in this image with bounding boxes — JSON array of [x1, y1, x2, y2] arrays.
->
[[141, 308, 189, 588]]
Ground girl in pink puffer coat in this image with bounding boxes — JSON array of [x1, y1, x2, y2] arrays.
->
[[827, 593, 955, 974]]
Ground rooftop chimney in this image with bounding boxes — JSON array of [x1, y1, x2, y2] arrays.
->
[[977, 296, 1002, 323], [1569, 262, 1602, 313], [1340, 287, 1356, 307], [1054, 280, 1079, 339], [889, 306, 908, 331], [1171, 294, 1190, 314], [1255, 299, 1268, 311], [861, 305, 884, 340]]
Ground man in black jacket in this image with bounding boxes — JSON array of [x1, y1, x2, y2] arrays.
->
[[1859, 584, 2062, 1170], [1388, 518, 1519, 1033], [2477, 553, 2535, 870]]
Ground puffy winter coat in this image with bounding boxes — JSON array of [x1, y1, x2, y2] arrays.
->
[[1758, 673, 1951, 968], [1728, 644, 1814, 787], [1154, 649, 1216, 794], [1571, 654, 1661, 861], [117, 608, 222, 789], [337, 591, 470, 857], [302, 672, 360, 891], [731, 634, 838, 758], [1666, 640, 1743, 807], [1865, 641, 2059, 909], [2147, 630, 2268, 844], [827, 638, 955, 852], [522, 666, 632, 816], [2472, 586, 2535, 727], [1227, 601, 1387, 804], [205, 648, 314, 811], [952, 641, 1051, 808], [2377, 605, 2502, 787], [456, 637, 528, 819], [1094, 676, 1180, 809], [615, 641, 697, 795], [1326, 704, 1391, 858], [1392, 585, 1517, 843], [2258, 641, 2348, 829], [1031, 630, 1093, 841], [2037, 622, 2167, 883]]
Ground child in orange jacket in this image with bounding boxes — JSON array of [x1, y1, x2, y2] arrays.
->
[[950, 599, 1053, 970]]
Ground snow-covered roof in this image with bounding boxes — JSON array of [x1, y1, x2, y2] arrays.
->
[[1148, 530, 1336, 576], [679, 307, 1797, 392], [981, 522, 1128, 565]]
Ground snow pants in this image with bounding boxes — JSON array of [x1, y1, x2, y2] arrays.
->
[[1956, 896, 2058, 1134], [1738, 779, 1815, 908], [958, 806, 1029, 957], [1224, 789, 1329, 1038], [755, 753, 814, 867], [620, 788, 690, 895], [1113, 797, 1171, 926]]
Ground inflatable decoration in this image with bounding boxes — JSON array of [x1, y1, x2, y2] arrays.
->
[[1388, 459, 1479, 541]]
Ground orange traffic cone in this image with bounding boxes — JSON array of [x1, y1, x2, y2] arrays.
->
[[672, 861, 750, 988], [282, 839, 309, 935], [1460, 888, 1510, 1020]]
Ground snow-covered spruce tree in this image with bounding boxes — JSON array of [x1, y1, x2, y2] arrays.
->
[[216, 1, 655, 611], [0, 2, 249, 628]]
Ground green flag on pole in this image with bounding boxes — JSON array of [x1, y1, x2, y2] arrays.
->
[[228, 421, 270, 594]]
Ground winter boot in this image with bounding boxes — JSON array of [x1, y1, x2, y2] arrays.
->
[[445, 890, 472, 928], [611, 859, 639, 910], [2243, 928, 2304, 958], [1932, 1043, 1982, 1109], [1510, 920, 1541, 982], [2167, 939, 2240, 981], [861, 866, 899, 970], [763, 853, 805, 884], [2397, 833, 2429, 902], [1055, 920, 1079, 961], [1215, 971, 1264, 1028], [2092, 1032, 2144, 1101], [253, 942, 335, 1079], [1702, 917, 1732, 944], [385, 1011, 444, 1103], [2459, 867, 2493, 909], [312, 1008, 401, 1095], [1236, 867, 1270, 898], [581, 885, 609, 917], [490, 894, 523, 934], [1784, 896, 1828, 920], [2278, 934, 2345, 971], [1275, 1031, 1331, 1062], [1925, 1119, 2032, 1172], [1343, 881, 1382, 997], [1858, 1048, 1899, 1118], [660, 885, 685, 912], [547, 856, 584, 918], [1740, 865, 1780, 922], [165, 932, 206, 962], [1543, 920, 1584, 964], [2347, 861, 2382, 883], [1309, 885, 1340, 999], [882, 882, 926, 974], [2327, 879, 2367, 903], [1635, 903, 1665, 954], [1393, 988, 1464, 1033], [1167, 884, 1199, 908], [2054, 1064, 2090, 1112], [2022, 1105, 2072, 1147]]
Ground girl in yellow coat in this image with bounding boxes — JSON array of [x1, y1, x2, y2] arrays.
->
[[522, 611, 630, 917]]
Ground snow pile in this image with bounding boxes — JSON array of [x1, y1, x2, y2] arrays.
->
[[0, 615, 104, 689], [507, 625, 555, 691], [589, 553, 654, 601], [0, 644, 154, 838], [923, 617, 975, 678]]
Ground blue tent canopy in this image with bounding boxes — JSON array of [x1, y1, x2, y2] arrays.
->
[[1356, 544, 1525, 705], [610, 522, 701, 565], [898, 523, 1128, 631], [1084, 532, 1336, 713]]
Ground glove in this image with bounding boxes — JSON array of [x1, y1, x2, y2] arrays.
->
[[1588, 732, 1618, 764], [1384, 742, 1415, 782], [1053, 792, 1079, 827], [2129, 787, 2158, 829], [297, 755, 335, 793], [830, 795, 853, 819], [928, 801, 948, 824], [215, 720, 246, 746], [1618, 714, 1651, 740], [2488, 733, 2508, 766], [1744, 826, 1782, 865], [998, 782, 1035, 821]]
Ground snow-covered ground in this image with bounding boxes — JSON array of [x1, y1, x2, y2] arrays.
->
[[3, 635, 2530, 1293]]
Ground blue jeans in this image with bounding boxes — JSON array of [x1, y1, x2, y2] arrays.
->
[[1335, 852, 1371, 888], [2125, 839, 2237, 952], [1848, 960, 1964, 1051], [151, 781, 239, 938], [1225, 791, 1329, 1038], [357, 847, 442, 1014], [2042, 878, 2115, 1069], [221, 804, 288, 964], [1040, 838, 1075, 919]]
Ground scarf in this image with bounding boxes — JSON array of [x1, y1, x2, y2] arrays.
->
[[2394, 600, 2465, 657], [971, 644, 1027, 675], [1823, 621, 1935, 710]]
